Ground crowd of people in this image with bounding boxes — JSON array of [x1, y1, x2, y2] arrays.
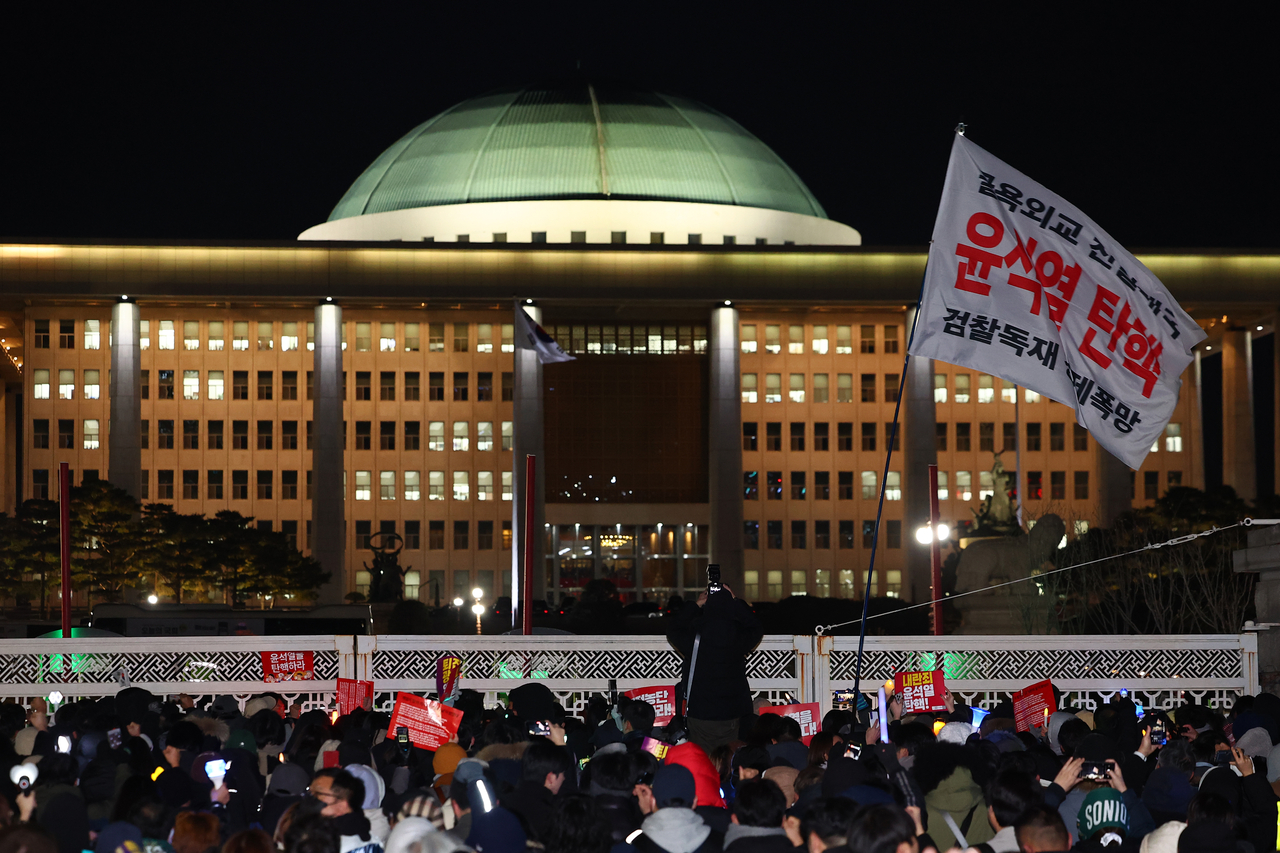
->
[[0, 589, 1277, 853]]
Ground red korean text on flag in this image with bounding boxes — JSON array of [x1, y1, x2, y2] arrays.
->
[[771, 703, 821, 746], [910, 134, 1205, 469], [893, 670, 949, 714], [261, 651, 315, 683], [623, 685, 677, 727]]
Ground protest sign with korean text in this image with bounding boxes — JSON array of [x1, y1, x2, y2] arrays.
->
[[337, 678, 374, 716], [623, 685, 677, 727], [894, 670, 949, 713], [436, 656, 462, 704], [910, 134, 1205, 469], [771, 702, 821, 745], [1013, 680, 1057, 732], [386, 692, 464, 750], [261, 651, 314, 682]]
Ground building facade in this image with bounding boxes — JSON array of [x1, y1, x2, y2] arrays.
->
[[0, 84, 1275, 610]]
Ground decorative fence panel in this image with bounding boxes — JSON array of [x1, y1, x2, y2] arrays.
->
[[0, 633, 1257, 716]]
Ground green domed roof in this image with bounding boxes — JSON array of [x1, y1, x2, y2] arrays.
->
[[328, 85, 828, 222]]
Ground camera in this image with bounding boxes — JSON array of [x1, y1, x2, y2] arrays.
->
[[1213, 750, 1235, 766], [9, 763, 38, 791], [1079, 761, 1115, 782], [396, 726, 411, 755], [1148, 722, 1168, 746], [707, 564, 722, 594]]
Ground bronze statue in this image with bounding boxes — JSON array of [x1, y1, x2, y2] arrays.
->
[[364, 530, 407, 603]]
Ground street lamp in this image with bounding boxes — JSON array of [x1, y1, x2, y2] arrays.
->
[[471, 588, 485, 635], [452, 597, 464, 607], [147, 594, 159, 605], [915, 523, 951, 545]]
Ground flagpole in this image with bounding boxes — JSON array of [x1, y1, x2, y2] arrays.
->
[[850, 268, 927, 712], [1015, 387, 1024, 529], [510, 299, 522, 631]]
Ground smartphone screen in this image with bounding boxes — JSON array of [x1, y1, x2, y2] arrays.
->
[[56, 735, 72, 754], [204, 758, 228, 787], [396, 725, 410, 743], [527, 720, 551, 738], [108, 728, 123, 750]]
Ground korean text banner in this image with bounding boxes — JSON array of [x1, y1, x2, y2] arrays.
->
[[910, 134, 1205, 469], [771, 702, 821, 746], [623, 686, 677, 727], [893, 670, 949, 713], [386, 692, 464, 751], [1013, 679, 1057, 732], [337, 678, 374, 716], [261, 651, 314, 682]]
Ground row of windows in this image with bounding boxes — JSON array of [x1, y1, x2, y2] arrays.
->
[[31, 369, 515, 403], [432, 231, 786, 245], [36, 418, 515, 453], [547, 325, 708, 356], [742, 567, 900, 600], [33, 319, 517, 354], [30, 467, 513, 502], [741, 324, 900, 355], [354, 519, 513, 552], [742, 373, 901, 404], [743, 519, 903, 550]]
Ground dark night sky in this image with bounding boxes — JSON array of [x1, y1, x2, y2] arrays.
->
[[2, 7, 1276, 249]]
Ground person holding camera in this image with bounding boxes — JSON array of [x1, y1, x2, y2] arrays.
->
[[667, 567, 763, 756]]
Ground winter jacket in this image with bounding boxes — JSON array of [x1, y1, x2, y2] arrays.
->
[[721, 825, 796, 853], [667, 592, 763, 721], [617, 808, 723, 853], [499, 780, 556, 842], [664, 743, 727, 809], [923, 766, 995, 851]]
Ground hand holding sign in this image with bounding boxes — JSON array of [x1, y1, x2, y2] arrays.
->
[[386, 693, 464, 751]]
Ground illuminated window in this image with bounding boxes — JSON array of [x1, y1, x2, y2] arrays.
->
[[978, 374, 994, 403], [765, 374, 782, 403], [402, 322, 419, 352], [1165, 423, 1182, 452], [955, 373, 970, 403], [477, 324, 493, 353], [934, 373, 947, 403], [84, 319, 101, 350], [937, 470, 949, 500], [812, 325, 828, 354], [453, 421, 469, 451], [789, 374, 805, 403], [280, 321, 299, 351], [478, 421, 494, 451], [355, 322, 371, 351], [502, 471, 513, 501], [355, 471, 372, 501], [979, 471, 994, 499], [428, 323, 444, 352], [428, 471, 445, 500], [83, 419, 100, 450], [885, 471, 901, 500], [83, 369, 101, 400], [478, 471, 494, 501], [502, 421, 513, 451], [208, 321, 224, 350], [1002, 379, 1017, 403], [403, 471, 421, 501], [183, 370, 199, 400], [501, 324, 514, 352], [429, 422, 445, 452], [59, 369, 76, 400], [379, 471, 396, 500], [741, 325, 757, 353], [861, 471, 877, 499], [255, 321, 272, 350], [741, 373, 758, 403], [232, 321, 248, 350], [766, 569, 782, 598], [836, 325, 852, 354], [139, 319, 151, 350], [788, 325, 804, 354], [1025, 388, 1041, 403], [764, 325, 780, 354], [379, 322, 396, 352], [956, 470, 972, 500], [158, 320, 175, 350], [453, 471, 470, 501]]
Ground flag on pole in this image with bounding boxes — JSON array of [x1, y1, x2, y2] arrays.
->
[[910, 134, 1205, 469], [514, 305, 575, 364]]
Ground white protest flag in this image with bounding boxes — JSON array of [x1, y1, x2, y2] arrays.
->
[[513, 306, 575, 364], [910, 134, 1205, 469]]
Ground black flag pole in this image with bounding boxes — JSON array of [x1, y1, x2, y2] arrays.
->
[[846, 267, 929, 717]]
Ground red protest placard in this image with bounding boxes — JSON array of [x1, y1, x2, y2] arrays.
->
[[386, 692, 464, 751], [623, 686, 676, 727], [337, 678, 375, 716], [893, 670, 949, 713], [770, 702, 821, 745], [436, 656, 462, 702], [261, 651, 315, 682], [1013, 680, 1056, 732]]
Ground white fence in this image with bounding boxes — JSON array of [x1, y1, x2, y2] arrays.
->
[[0, 633, 1258, 716]]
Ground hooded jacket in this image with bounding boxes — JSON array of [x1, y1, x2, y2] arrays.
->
[[922, 766, 995, 851], [664, 743, 726, 809], [623, 808, 722, 853], [667, 591, 763, 722]]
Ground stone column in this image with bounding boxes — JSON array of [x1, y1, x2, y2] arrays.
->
[[709, 305, 744, 594], [1097, 449, 1132, 528], [108, 299, 142, 501], [312, 302, 346, 605], [903, 307, 937, 604], [513, 304, 546, 607], [1222, 329, 1257, 501]]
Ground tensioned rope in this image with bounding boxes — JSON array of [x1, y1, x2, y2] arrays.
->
[[815, 518, 1265, 635]]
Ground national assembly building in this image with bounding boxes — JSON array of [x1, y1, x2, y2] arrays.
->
[[0, 83, 1276, 611]]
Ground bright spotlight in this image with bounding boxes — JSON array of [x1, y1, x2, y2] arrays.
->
[[471, 588, 484, 599], [453, 597, 464, 607], [147, 594, 159, 604], [915, 526, 933, 545], [471, 603, 486, 616]]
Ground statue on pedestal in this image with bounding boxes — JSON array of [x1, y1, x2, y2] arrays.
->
[[365, 530, 407, 603]]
